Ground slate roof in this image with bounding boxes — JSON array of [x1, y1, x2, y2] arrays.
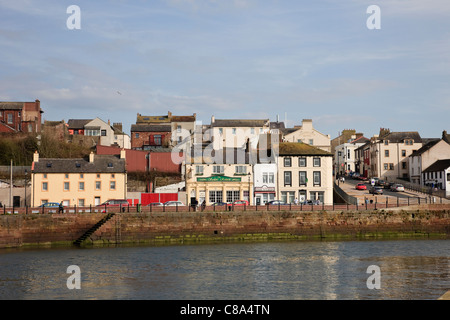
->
[[410, 139, 441, 157], [67, 119, 92, 129], [423, 159, 450, 173], [130, 124, 172, 132], [212, 119, 269, 127], [379, 131, 422, 143], [32, 155, 126, 173], [0, 102, 24, 110], [278, 142, 332, 156]]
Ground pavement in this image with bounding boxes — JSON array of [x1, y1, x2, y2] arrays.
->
[[336, 177, 450, 205]]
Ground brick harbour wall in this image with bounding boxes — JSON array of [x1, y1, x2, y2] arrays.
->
[[1, 205, 450, 248]]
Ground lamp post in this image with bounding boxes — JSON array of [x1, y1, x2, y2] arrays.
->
[[248, 172, 251, 205], [24, 169, 27, 207]]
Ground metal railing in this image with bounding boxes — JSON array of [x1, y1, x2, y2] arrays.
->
[[1, 195, 442, 215]]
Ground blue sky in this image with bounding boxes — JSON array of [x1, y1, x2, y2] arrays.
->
[[1, 0, 449, 139]]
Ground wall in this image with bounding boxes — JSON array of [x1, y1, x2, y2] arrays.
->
[[1, 205, 449, 248]]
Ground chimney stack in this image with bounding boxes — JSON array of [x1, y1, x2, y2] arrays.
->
[[89, 152, 94, 163], [33, 151, 39, 163]]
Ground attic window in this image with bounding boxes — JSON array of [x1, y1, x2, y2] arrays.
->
[[46, 163, 52, 168], [107, 163, 113, 168], [76, 163, 81, 168]]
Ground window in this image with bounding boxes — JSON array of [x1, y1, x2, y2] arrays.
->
[[299, 157, 306, 167], [385, 150, 389, 157], [7, 113, 13, 124], [80, 174, 84, 179], [284, 171, 292, 186], [402, 162, 407, 169], [347, 149, 351, 160], [79, 182, 85, 191], [154, 135, 162, 145], [218, 128, 223, 135], [177, 125, 181, 133], [96, 174, 100, 178], [209, 190, 223, 203], [313, 171, 321, 186], [281, 191, 295, 204], [402, 150, 406, 157], [251, 128, 255, 134], [235, 166, 247, 174], [195, 165, 204, 175], [232, 128, 236, 135], [111, 174, 115, 178], [226, 190, 240, 203], [262, 172, 274, 184], [213, 165, 224, 174], [135, 133, 139, 139], [313, 158, 321, 167], [78, 199, 85, 207], [405, 139, 413, 145], [65, 174, 69, 179], [64, 182, 70, 191], [384, 140, 389, 145], [96, 181, 101, 190], [384, 163, 388, 170], [43, 174, 47, 179], [268, 172, 274, 183], [389, 163, 394, 170], [284, 157, 291, 167], [110, 181, 116, 190], [101, 129, 107, 136], [42, 182, 48, 191], [299, 171, 307, 186], [309, 139, 313, 145]]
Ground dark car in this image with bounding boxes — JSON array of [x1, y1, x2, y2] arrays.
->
[[38, 202, 61, 208], [212, 202, 228, 206], [265, 200, 288, 206]]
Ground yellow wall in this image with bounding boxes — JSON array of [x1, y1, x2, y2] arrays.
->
[[31, 172, 126, 207]]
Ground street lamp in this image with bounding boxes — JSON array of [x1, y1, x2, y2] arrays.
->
[[24, 169, 27, 207]]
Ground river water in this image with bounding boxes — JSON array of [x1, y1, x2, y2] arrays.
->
[[0, 239, 449, 300]]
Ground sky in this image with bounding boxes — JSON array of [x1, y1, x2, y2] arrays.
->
[[1, 0, 450, 140]]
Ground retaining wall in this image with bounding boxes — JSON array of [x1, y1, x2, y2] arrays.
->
[[1, 205, 450, 248]]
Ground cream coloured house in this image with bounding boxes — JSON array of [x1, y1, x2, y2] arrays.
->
[[209, 117, 270, 150], [282, 119, 331, 152], [369, 130, 422, 180], [277, 142, 333, 204], [31, 151, 127, 207]]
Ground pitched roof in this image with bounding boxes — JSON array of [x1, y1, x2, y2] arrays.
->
[[212, 119, 269, 127], [380, 131, 422, 143], [410, 139, 441, 157], [0, 102, 24, 110], [32, 155, 126, 173], [278, 142, 332, 156], [423, 159, 450, 173], [130, 124, 172, 132], [67, 119, 92, 129]]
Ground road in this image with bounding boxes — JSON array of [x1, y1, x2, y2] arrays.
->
[[336, 177, 449, 205]]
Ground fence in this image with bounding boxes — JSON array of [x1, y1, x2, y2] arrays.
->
[[391, 178, 448, 199], [0, 195, 439, 215]]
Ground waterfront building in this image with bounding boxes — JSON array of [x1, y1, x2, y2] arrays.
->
[[184, 148, 253, 205], [422, 159, 450, 197], [277, 142, 333, 204], [30, 150, 127, 207]]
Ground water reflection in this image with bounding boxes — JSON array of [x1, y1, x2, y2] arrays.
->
[[0, 239, 449, 300]]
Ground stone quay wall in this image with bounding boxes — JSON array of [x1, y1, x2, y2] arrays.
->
[[1, 204, 450, 248]]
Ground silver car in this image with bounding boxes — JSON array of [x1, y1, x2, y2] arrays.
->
[[390, 184, 405, 192]]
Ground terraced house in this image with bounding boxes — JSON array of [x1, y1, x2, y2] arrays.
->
[[30, 150, 127, 207], [277, 142, 333, 204]]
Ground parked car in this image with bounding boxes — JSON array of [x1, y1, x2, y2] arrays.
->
[[351, 172, 361, 179], [303, 200, 321, 205], [369, 186, 383, 195], [376, 180, 387, 187], [97, 199, 129, 207], [355, 183, 367, 190], [212, 202, 228, 206], [163, 201, 185, 206], [147, 202, 163, 206], [390, 184, 405, 192], [230, 200, 249, 206], [38, 202, 61, 208], [265, 200, 288, 206]]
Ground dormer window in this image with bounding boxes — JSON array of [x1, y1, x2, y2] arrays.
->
[[107, 163, 113, 168]]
